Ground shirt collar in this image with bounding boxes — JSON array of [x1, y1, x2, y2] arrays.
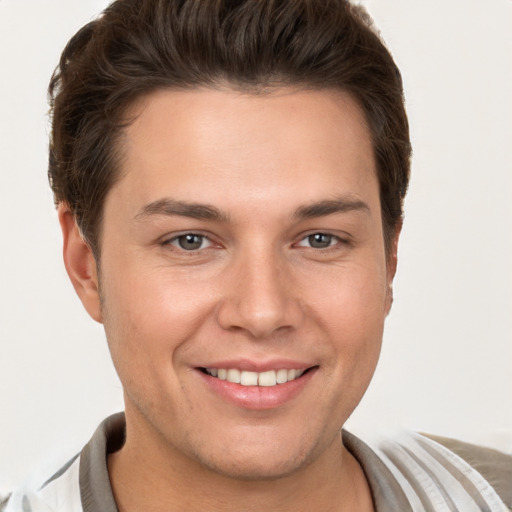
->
[[78, 413, 408, 512]]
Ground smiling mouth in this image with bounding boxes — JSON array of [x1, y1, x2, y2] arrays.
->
[[200, 367, 314, 387]]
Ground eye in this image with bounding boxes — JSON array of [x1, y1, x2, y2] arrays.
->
[[297, 233, 338, 249], [167, 234, 212, 251]]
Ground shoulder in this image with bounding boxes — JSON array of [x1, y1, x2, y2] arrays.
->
[[0, 495, 10, 512], [425, 433, 512, 510], [378, 431, 512, 511], [1, 413, 124, 512], [1, 454, 82, 512], [347, 429, 512, 511]]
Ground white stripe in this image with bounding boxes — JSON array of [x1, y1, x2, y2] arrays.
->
[[400, 435, 481, 512], [378, 440, 453, 512], [413, 434, 509, 512], [374, 432, 508, 512]]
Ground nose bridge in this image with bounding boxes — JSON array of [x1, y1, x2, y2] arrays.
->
[[217, 240, 301, 338]]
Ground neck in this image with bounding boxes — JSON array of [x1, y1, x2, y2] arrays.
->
[[108, 413, 374, 512]]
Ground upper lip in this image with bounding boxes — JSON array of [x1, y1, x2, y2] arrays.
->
[[195, 358, 317, 372]]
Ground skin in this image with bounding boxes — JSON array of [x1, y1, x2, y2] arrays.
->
[[60, 87, 399, 511]]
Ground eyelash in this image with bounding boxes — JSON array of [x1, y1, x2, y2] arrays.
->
[[161, 232, 347, 252], [295, 232, 345, 250], [163, 233, 214, 251]]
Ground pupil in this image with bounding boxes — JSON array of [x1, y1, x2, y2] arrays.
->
[[179, 234, 203, 250], [309, 233, 331, 248]]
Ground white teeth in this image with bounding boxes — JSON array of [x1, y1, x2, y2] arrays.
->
[[276, 369, 288, 384], [240, 371, 258, 386], [226, 368, 241, 384], [207, 368, 218, 377], [205, 367, 307, 386], [258, 370, 277, 386]]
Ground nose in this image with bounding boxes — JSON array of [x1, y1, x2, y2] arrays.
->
[[216, 247, 303, 339]]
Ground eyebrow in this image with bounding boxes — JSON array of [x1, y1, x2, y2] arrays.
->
[[135, 198, 229, 222], [293, 197, 370, 220], [135, 196, 369, 223]]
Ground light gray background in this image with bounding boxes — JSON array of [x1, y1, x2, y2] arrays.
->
[[1, 0, 511, 494]]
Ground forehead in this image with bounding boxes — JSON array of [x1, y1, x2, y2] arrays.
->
[[111, 86, 378, 217]]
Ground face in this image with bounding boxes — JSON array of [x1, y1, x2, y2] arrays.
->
[[68, 87, 397, 480]]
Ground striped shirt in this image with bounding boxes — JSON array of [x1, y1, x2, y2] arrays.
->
[[3, 413, 511, 511]]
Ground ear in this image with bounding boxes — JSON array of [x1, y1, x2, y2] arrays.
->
[[58, 203, 103, 323], [385, 220, 402, 315]]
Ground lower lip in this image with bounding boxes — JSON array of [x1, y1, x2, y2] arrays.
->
[[196, 368, 316, 410]]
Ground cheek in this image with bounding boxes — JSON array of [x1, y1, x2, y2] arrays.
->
[[311, 262, 387, 385], [99, 265, 212, 382], [311, 259, 388, 333]]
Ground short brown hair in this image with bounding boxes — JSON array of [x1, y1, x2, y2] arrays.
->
[[48, 0, 411, 257]]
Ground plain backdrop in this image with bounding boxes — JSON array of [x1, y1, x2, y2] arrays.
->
[[1, 0, 511, 494]]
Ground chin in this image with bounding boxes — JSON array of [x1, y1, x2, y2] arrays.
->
[[197, 450, 309, 482], [185, 428, 326, 482]]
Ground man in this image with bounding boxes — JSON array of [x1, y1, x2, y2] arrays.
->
[[3, 0, 511, 510]]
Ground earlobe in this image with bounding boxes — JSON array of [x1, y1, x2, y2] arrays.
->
[[58, 203, 103, 323]]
